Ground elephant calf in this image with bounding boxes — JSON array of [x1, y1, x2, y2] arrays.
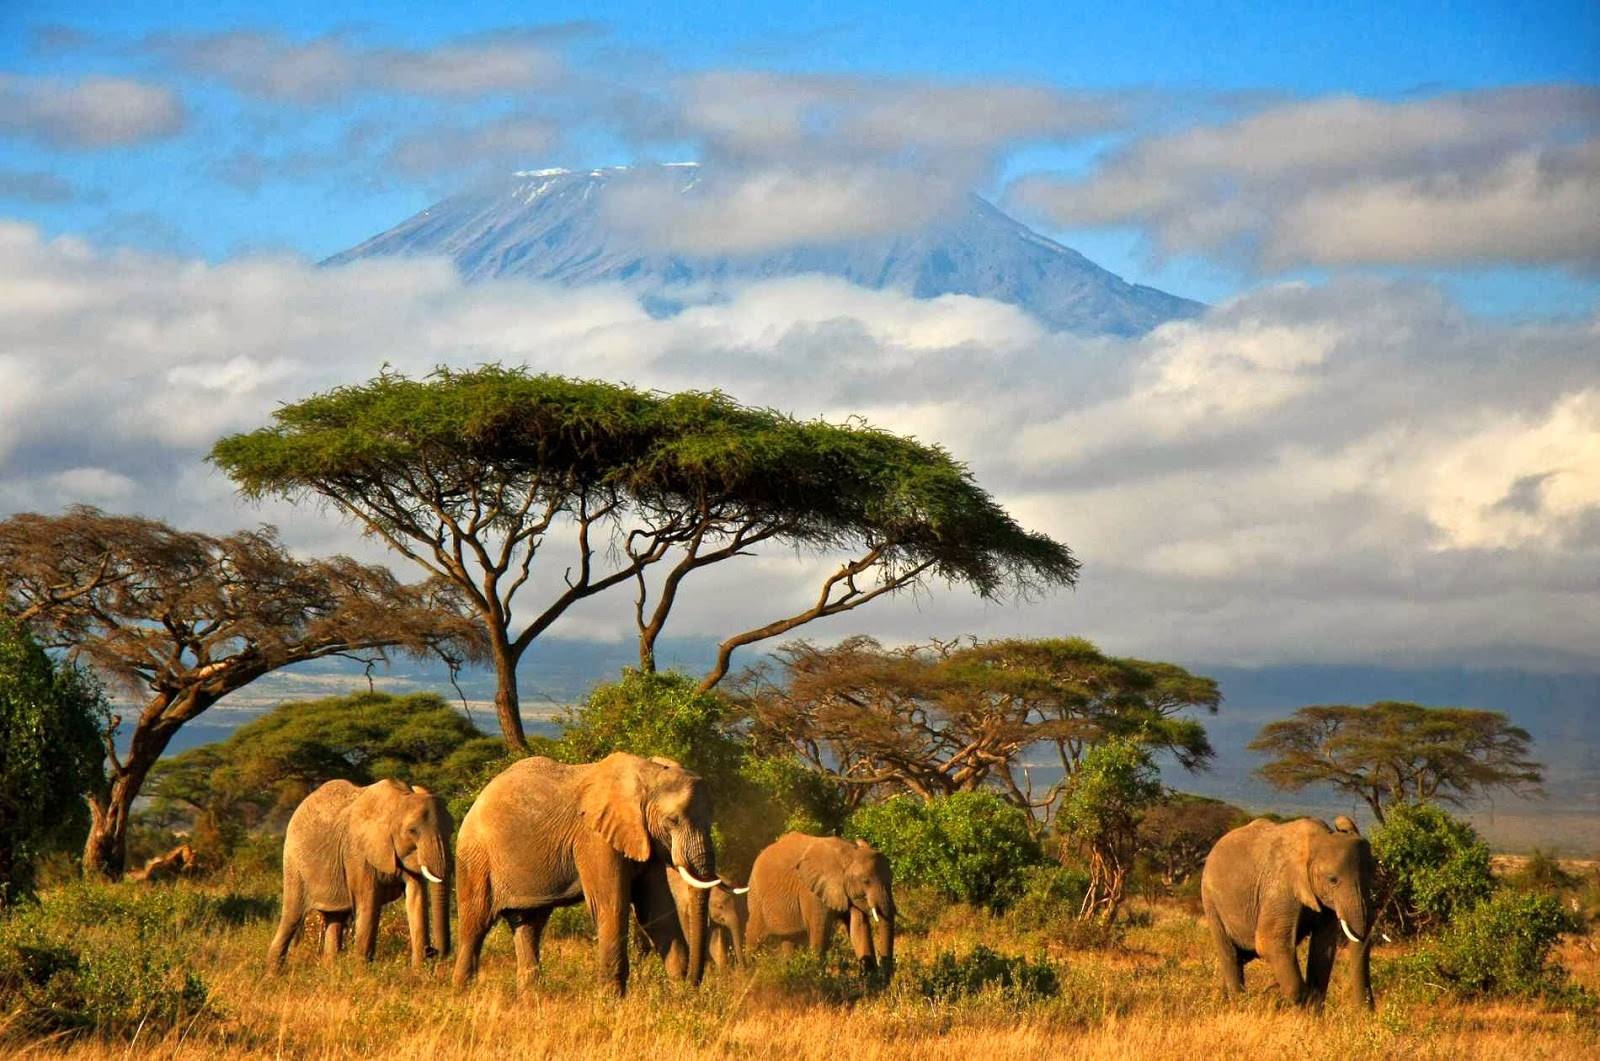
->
[[1200, 815, 1375, 1008], [268, 779, 453, 971], [637, 870, 750, 971], [746, 833, 894, 980]]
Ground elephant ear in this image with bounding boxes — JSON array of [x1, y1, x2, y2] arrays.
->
[[1289, 821, 1324, 911], [1332, 815, 1360, 835], [794, 840, 849, 911], [350, 782, 403, 876], [578, 755, 652, 862]]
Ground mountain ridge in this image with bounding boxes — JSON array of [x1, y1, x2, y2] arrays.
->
[[326, 164, 1202, 337]]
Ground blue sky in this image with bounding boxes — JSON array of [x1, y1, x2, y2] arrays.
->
[[1, 1, 1596, 310], [2, 2, 1598, 678]]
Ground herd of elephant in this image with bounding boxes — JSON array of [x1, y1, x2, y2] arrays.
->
[[265, 751, 1376, 1008]]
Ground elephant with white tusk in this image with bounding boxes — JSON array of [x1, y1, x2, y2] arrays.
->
[[1200, 815, 1376, 1008], [452, 753, 721, 995], [746, 833, 895, 981], [268, 779, 453, 972]]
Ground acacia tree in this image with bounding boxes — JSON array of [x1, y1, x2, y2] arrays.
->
[[1056, 737, 1162, 922], [211, 366, 1077, 751], [1249, 700, 1543, 823], [741, 635, 1218, 815], [0, 507, 481, 878]]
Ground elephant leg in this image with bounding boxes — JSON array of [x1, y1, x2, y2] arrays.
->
[[354, 892, 380, 962], [1259, 928, 1306, 1006], [585, 875, 632, 996], [452, 864, 494, 988], [405, 876, 428, 970], [1204, 909, 1245, 999], [1305, 918, 1340, 1009], [709, 925, 728, 969], [321, 914, 346, 964], [267, 872, 306, 972], [848, 907, 877, 974], [807, 907, 835, 958], [512, 909, 552, 991], [632, 869, 686, 980], [778, 939, 797, 956]]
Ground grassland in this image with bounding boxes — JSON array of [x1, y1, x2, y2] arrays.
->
[[6, 869, 1596, 1060]]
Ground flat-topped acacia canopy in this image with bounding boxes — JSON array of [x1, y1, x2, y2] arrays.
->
[[211, 365, 1078, 748]]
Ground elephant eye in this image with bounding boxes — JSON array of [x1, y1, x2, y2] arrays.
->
[[1328, 875, 1339, 884]]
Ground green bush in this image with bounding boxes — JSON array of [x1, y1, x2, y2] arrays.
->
[[847, 792, 1043, 911], [1370, 803, 1494, 934], [756, 947, 876, 1004], [1402, 889, 1591, 1006], [914, 945, 1059, 1002], [0, 883, 220, 1038], [1006, 864, 1091, 931]]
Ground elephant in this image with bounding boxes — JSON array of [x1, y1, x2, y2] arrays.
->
[[746, 833, 895, 980], [1200, 815, 1375, 1008], [636, 872, 750, 971], [452, 753, 724, 995], [268, 778, 453, 972]]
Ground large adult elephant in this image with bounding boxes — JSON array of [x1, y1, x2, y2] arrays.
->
[[452, 753, 723, 994], [637, 871, 750, 971], [268, 778, 452, 971], [746, 833, 895, 980], [1200, 815, 1375, 1008]]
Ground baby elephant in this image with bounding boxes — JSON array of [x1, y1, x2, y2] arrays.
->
[[268, 778, 453, 971], [1200, 815, 1375, 1008], [636, 871, 750, 971], [747, 833, 895, 980]]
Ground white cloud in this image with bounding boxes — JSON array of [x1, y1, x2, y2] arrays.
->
[[150, 30, 565, 104], [0, 75, 185, 149], [1012, 85, 1600, 269], [1, 221, 1596, 668]]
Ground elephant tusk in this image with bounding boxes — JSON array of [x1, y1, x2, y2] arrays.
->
[[730, 886, 750, 895], [1340, 918, 1361, 944], [676, 865, 722, 890], [870, 906, 882, 924], [420, 864, 444, 884]]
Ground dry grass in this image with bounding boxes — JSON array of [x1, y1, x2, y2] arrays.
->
[[10, 879, 1598, 1060]]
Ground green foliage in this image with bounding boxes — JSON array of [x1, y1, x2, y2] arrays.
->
[[1369, 802, 1494, 935], [1056, 738, 1163, 920], [1401, 889, 1591, 1005], [847, 792, 1043, 910], [757, 947, 878, 1004], [914, 945, 1059, 1002], [209, 365, 1078, 601], [1006, 864, 1092, 932], [0, 619, 107, 904], [146, 691, 495, 855], [0, 882, 239, 1038]]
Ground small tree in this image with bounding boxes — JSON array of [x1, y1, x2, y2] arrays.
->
[[1368, 802, 1494, 936], [0, 620, 106, 903], [1056, 737, 1162, 922], [1137, 793, 1247, 888], [0, 507, 481, 878], [847, 792, 1042, 911], [147, 691, 500, 856], [211, 367, 1077, 751], [744, 635, 1217, 815], [1250, 700, 1543, 822]]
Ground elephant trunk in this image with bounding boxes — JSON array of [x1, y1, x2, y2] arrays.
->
[[872, 909, 894, 982], [417, 831, 450, 956], [675, 829, 715, 986]]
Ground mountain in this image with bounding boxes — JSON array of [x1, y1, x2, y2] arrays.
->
[[326, 164, 1202, 336]]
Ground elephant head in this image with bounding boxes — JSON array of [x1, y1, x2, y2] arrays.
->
[[578, 754, 720, 984], [1296, 818, 1373, 944], [796, 838, 895, 978], [353, 780, 454, 956]]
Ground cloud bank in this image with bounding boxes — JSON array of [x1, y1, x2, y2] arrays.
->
[[1012, 85, 1600, 269], [2, 220, 1595, 668]]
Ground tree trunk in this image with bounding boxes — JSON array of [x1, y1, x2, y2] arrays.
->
[[491, 643, 530, 753], [82, 713, 180, 880]]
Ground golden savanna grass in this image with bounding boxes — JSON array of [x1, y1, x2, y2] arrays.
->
[[10, 874, 1597, 1060]]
